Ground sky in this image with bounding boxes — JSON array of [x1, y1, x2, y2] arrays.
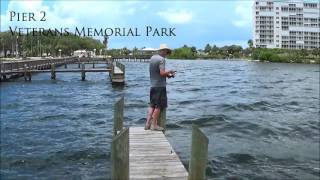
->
[[0, 0, 254, 49]]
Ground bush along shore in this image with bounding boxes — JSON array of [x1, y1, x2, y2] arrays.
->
[[167, 44, 319, 64]]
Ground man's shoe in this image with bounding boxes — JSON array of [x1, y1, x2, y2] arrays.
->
[[144, 124, 151, 130], [151, 126, 164, 131]]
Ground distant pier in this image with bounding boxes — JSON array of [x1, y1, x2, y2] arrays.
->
[[0, 57, 125, 84]]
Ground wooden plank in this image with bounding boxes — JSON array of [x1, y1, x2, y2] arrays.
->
[[129, 127, 188, 180]]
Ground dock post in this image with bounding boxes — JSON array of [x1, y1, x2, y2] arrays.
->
[[92, 62, 95, 68], [81, 63, 85, 81], [113, 97, 124, 136], [51, 63, 56, 80], [28, 70, 32, 81], [111, 128, 129, 180], [188, 125, 209, 180], [24, 64, 27, 81], [64, 59, 67, 68], [158, 108, 166, 129]]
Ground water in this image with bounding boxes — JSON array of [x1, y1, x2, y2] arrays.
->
[[1, 60, 319, 179]]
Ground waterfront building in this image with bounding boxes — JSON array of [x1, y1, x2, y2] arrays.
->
[[253, 0, 320, 49]]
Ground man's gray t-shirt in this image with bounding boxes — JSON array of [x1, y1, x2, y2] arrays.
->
[[149, 54, 166, 87]]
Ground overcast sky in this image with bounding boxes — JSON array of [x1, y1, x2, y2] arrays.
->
[[1, 0, 255, 49]]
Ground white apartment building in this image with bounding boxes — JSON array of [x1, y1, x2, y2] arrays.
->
[[253, 0, 320, 49]]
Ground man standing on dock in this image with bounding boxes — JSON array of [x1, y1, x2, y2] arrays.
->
[[145, 44, 176, 131]]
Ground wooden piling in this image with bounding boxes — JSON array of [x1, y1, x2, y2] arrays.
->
[[28, 70, 32, 81], [51, 63, 56, 80], [157, 108, 166, 129], [188, 125, 209, 180], [64, 59, 67, 68], [111, 127, 129, 180], [92, 62, 95, 68], [113, 97, 124, 136], [81, 63, 85, 81], [24, 64, 27, 81]]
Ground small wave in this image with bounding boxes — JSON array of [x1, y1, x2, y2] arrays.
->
[[57, 148, 109, 161], [231, 69, 244, 72], [135, 118, 146, 124], [77, 113, 105, 119], [213, 85, 228, 88], [283, 101, 299, 106], [271, 80, 284, 84], [125, 103, 146, 109], [39, 114, 67, 121], [179, 114, 229, 127], [218, 101, 272, 112], [166, 123, 182, 129], [257, 85, 273, 89], [1, 102, 20, 109], [303, 88, 313, 91], [178, 100, 194, 105], [189, 87, 201, 92], [228, 153, 256, 164], [91, 120, 106, 125], [258, 128, 279, 138]]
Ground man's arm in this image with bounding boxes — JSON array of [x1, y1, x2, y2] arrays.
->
[[160, 68, 170, 77], [159, 58, 174, 77]]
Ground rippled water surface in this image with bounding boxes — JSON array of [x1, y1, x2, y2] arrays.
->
[[1, 60, 319, 179]]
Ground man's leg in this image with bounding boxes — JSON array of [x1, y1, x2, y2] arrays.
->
[[145, 106, 154, 129], [152, 107, 161, 129]]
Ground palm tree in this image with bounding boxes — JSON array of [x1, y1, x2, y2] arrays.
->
[[248, 39, 253, 49]]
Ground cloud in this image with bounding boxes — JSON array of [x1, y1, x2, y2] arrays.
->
[[157, 9, 193, 24], [232, 2, 252, 28], [0, 0, 147, 32]]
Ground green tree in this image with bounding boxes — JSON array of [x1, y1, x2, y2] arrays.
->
[[204, 44, 211, 54], [248, 39, 253, 48]]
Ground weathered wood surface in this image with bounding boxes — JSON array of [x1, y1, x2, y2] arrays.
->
[[112, 128, 129, 180], [110, 62, 125, 84], [113, 97, 124, 136], [188, 125, 209, 180], [129, 127, 188, 180], [113, 66, 123, 74]]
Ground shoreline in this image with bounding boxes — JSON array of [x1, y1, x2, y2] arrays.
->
[[167, 58, 319, 64]]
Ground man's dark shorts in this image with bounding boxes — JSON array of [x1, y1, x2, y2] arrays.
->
[[150, 87, 167, 109]]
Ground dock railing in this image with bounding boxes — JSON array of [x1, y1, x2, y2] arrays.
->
[[0, 57, 77, 73], [111, 97, 129, 180], [110, 98, 209, 180]]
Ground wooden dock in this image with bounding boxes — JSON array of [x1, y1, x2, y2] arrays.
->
[[111, 97, 209, 180], [129, 127, 188, 180], [0, 57, 125, 84]]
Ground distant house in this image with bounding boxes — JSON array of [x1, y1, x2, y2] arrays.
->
[[73, 50, 93, 57], [139, 47, 157, 56]]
